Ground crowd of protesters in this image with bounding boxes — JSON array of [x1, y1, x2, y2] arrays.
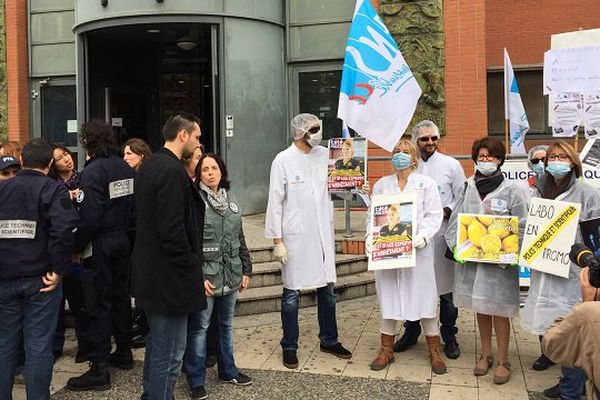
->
[[1, 114, 599, 400]]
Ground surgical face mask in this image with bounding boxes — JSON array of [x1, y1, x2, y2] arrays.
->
[[475, 161, 498, 176], [391, 152, 412, 170], [546, 161, 572, 178], [306, 130, 322, 147], [532, 162, 545, 176]]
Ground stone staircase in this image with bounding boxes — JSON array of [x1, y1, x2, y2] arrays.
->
[[236, 244, 374, 315]]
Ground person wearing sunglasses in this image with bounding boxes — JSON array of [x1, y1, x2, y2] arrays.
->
[[521, 141, 600, 400], [393, 120, 466, 360], [527, 145, 548, 189], [266, 113, 352, 370]]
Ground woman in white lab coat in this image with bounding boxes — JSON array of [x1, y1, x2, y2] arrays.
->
[[445, 137, 527, 385], [368, 139, 446, 374]]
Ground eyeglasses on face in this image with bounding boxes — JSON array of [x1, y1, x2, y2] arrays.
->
[[547, 154, 570, 161], [418, 136, 438, 143], [530, 158, 545, 165], [477, 154, 497, 161], [307, 126, 320, 134]]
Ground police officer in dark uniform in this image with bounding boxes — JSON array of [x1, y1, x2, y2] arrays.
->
[[66, 120, 135, 392], [0, 139, 79, 400]]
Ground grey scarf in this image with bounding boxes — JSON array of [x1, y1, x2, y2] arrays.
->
[[199, 181, 229, 216]]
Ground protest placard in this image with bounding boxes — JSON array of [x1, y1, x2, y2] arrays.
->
[[583, 92, 600, 138], [368, 192, 417, 271], [578, 139, 600, 188], [519, 198, 581, 278], [455, 214, 520, 264], [543, 45, 600, 95], [328, 137, 367, 191], [552, 92, 583, 137]]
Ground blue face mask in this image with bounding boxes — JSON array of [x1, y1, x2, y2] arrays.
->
[[532, 162, 545, 176], [475, 161, 498, 176], [392, 152, 412, 170], [546, 161, 571, 178]]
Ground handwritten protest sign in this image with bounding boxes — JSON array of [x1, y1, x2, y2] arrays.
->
[[519, 198, 581, 278], [328, 137, 367, 191], [368, 192, 417, 271], [543, 45, 600, 95], [455, 214, 520, 264]]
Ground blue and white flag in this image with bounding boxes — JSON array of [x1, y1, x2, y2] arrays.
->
[[337, 0, 422, 152], [504, 48, 529, 155], [341, 121, 351, 138]]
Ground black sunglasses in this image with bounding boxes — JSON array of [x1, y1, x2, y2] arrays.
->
[[530, 158, 545, 165], [307, 126, 320, 134], [418, 136, 438, 142]]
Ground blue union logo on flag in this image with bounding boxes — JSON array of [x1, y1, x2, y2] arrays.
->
[[338, 0, 422, 152]]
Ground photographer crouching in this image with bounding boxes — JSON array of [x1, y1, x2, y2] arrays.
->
[[542, 244, 600, 400]]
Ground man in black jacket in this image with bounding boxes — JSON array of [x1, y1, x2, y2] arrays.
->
[[0, 139, 79, 400], [133, 113, 206, 400]]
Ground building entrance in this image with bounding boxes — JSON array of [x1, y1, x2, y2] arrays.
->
[[84, 23, 217, 153]]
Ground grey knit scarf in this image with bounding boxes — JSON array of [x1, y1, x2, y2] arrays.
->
[[199, 181, 229, 216]]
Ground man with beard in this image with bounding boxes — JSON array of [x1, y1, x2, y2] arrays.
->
[[132, 113, 206, 400]]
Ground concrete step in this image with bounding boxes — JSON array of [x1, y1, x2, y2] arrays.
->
[[235, 270, 376, 316], [250, 254, 367, 288], [249, 238, 367, 264]]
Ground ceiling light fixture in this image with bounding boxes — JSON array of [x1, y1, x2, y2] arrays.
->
[[176, 36, 197, 51]]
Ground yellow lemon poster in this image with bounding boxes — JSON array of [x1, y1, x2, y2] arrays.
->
[[456, 214, 519, 264]]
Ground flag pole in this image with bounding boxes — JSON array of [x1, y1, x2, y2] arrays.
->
[[504, 118, 510, 157], [503, 48, 510, 157]]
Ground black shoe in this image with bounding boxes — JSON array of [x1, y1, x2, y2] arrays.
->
[[542, 383, 561, 399], [532, 354, 555, 371], [205, 355, 217, 368], [131, 333, 146, 349], [190, 386, 208, 400], [75, 349, 90, 364], [443, 339, 460, 360], [109, 350, 134, 370], [282, 350, 299, 369], [393, 333, 419, 353], [219, 372, 253, 386], [66, 362, 111, 391], [320, 343, 352, 359]]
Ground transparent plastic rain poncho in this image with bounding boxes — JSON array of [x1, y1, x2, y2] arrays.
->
[[290, 113, 319, 140], [444, 177, 528, 318], [520, 178, 600, 334]]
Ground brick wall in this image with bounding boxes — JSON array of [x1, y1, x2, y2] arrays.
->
[[5, 0, 29, 144], [486, 0, 600, 66], [0, 0, 7, 141]]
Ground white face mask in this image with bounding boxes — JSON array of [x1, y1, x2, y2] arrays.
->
[[475, 161, 498, 176], [306, 130, 322, 147]]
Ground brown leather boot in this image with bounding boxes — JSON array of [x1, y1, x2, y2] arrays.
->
[[370, 333, 395, 371], [426, 335, 447, 375]]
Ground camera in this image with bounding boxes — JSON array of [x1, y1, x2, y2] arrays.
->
[[569, 243, 600, 288]]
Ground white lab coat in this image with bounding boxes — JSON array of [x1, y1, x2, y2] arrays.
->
[[521, 175, 600, 334], [417, 151, 466, 295], [265, 144, 336, 290], [369, 172, 443, 321]]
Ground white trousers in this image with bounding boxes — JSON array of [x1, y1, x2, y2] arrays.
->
[[380, 317, 440, 337]]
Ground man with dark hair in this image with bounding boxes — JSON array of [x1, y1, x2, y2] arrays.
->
[[0, 138, 79, 400], [133, 113, 206, 399], [66, 120, 135, 391]]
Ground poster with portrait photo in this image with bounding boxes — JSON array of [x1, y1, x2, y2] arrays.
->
[[368, 192, 417, 271], [328, 137, 367, 191]]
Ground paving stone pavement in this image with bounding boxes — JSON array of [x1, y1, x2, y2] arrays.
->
[[11, 295, 561, 400]]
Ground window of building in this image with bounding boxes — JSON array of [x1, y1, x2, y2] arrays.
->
[[41, 85, 77, 146], [298, 70, 343, 140], [487, 69, 549, 135]]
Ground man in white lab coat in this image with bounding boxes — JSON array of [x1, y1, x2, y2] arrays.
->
[[393, 120, 466, 360], [265, 113, 352, 369]]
